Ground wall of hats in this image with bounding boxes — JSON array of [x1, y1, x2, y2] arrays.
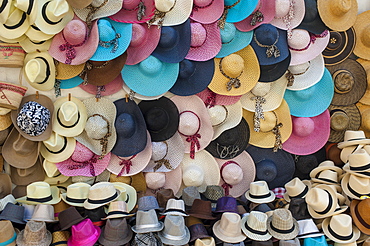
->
[[0, 0, 370, 245]]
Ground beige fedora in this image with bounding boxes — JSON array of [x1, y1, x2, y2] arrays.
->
[[341, 173, 370, 199], [84, 182, 120, 209], [267, 208, 299, 240], [111, 182, 137, 212], [40, 131, 76, 163], [16, 181, 61, 205], [283, 177, 311, 202], [305, 186, 338, 219], [322, 214, 360, 243], [103, 201, 134, 219], [343, 149, 370, 178], [212, 212, 246, 243], [161, 198, 188, 216], [245, 180, 275, 204], [241, 211, 272, 241], [60, 182, 91, 207], [337, 130, 370, 149]]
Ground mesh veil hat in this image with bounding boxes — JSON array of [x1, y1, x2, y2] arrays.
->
[[353, 10, 370, 60]]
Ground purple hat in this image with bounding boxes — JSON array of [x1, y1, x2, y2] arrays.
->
[[214, 196, 239, 214]]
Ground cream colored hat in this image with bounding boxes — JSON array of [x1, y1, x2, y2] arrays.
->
[[305, 186, 338, 219], [145, 166, 183, 197], [29, 204, 58, 223], [341, 173, 370, 200], [161, 198, 188, 216], [283, 177, 311, 202], [195, 237, 215, 246], [322, 214, 360, 244], [147, 0, 193, 27], [40, 131, 76, 163], [245, 180, 275, 204], [103, 201, 135, 219], [111, 182, 137, 212], [16, 181, 61, 205], [212, 212, 246, 243], [83, 182, 120, 209], [60, 182, 91, 207], [343, 149, 370, 178], [337, 130, 370, 149], [241, 211, 272, 241]]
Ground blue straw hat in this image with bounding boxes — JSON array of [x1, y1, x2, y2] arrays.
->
[[59, 76, 84, 89], [283, 68, 334, 117]]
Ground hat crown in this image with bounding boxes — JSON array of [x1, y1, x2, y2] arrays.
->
[[0, 220, 15, 244], [108, 200, 129, 213], [135, 209, 161, 227], [195, 237, 215, 246], [66, 182, 91, 199], [138, 196, 160, 210], [292, 117, 314, 137], [166, 198, 186, 211], [208, 105, 227, 127], [249, 181, 271, 196], [116, 113, 135, 137], [98, 19, 117, 42], [222, 163, 243, 185], [151, 141, 168, 161], [248, 211, 268, 231], [343, 130, 367, 141], [85, 115, 109, 139], [255, 160, 277, 181], [348, 174, 370, 192], [24, 221, 48, 243], [59, 101, 79, 125], [251, 83, 271, 97], [179, 59, 196, 79], [284, 177, 308, 197], [183, 165, 204, 187], [104, 218, 130, 240], [330, 110, 349, 131], [259, 111, 278, 132], [218, 212, 243, 237], [254, 24, 279, 46], [52, 230, 70, 244], [328, 214, 354, 238], [348, 149, 370, 169], [130, 23, 147, 47], [204, 185, 224, 201], [215, 196, 238, 212], [360, 26, 370, 48], [12, 133, 38, 155], [140, 56, 163, 75], [333, 70, 354, 94], [288, 29, 311, 50], [302, 0, 319, 22], [71, 142, 94, 162], [220, 54, 244, 77], [274, 0, 291, 18], [270, 208, 295, 231], [63, 19, 87, 45], [46, 0, 70, 22], [144, 107, 169, 132], [25, 58, 47, 83], [317, 169, 339, 183], [158, 27, 178, 48], [178, 111, 200, 136], [88, 182, 118, 201], [27, 182, 52, 199], [191, 23, 206, 47], [31, 204, 54, 220], [145, 172, 166, 189], [330, 0, 352, 16], [163, 215, 187, 237], [220, 23, 236, 44], [43, 131, 64, 150], [71, 219, 97, 240], [305, 187, 334, 211], [288, 62, 310, 75]]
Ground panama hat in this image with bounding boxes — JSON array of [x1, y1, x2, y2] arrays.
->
[[329, 105, 361, 143], [40, 131, 76, 163], [143, 132, 185, 173], [161, 198, 187, 216], [283, 177, 311, 202], [209, 45, 259, 96], [189, 0, 223, 24], [0, 8, 29, 39], [215, 22, 252, 58], [108, 0, 155, 23], [111, 182, 137, 212], [107, 131, 152, 176], [245, 180, 275, 203], [73, 0, 124, 23], [323, 29, 355, 68], [125, 23, 161, 65], [0, 0, 12, 23], [24, 24, 54, 42], [342, 149, 370, 178], [267, 208, 299, 240], [90, 18, 132, 61], [305, 186, 338, 219], [310, 160, 342, 179], [322, 214, 360, 244], [234, 0, 275, 32], [145, 166, 182, 196], [10, 157, 45, 186], [49, 16, 99, 65], [103, 200, 135, 219], [241, 211, 272, 241], [339, 143, 367, 164], [270, 0, 305, 32], [23, 51, 55, 91], [246, 145, 295, 189], [284, 68, 334, 117], [16, 181, 61, 205], [147, 0, 193, 27], [288, 29, 330, 66], [317, 0, 358, 32], [0, 220, 17, 246], [52, 95, 87, 138], [152, 20, 191, 64], [215, 151, 255, 197], [243, 99, 292, 150], [19, 38, 52, 54], [98, 218, 133, 246], [341, 173, 370, 200], [212, 212, 246, 243], [16, 220, 52, 246], [283, 110, 330, 155], [75, 97, 117, 156], [83, 182, 120, 210], [296, 0, 327, 34], [354, 11, 370, 60], [350, 198, 370, 235], [122, 55, 179, 97], [60, 182, 91, 207], [131, 209, 164, 233]]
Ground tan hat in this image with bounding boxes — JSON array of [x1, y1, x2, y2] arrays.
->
[[341, 173, 370, 199], [60, 182, 91, 207], [353, 11, 370, 60], [212, 212, 246, 243], [51, 230, 70, 246], [357, 58, 370, 105], [245, 180, 275, 204], [10, 157, 46, 186], [55, 62, 85, 80], [322, 214, 360, 244], [29, 204, 58, 223], [343, 149, 370, 178], [357, 103, 370, 139], [0, 220, 17, 246], [83, 182, 120, 209], [195, 237, 215, 246], [267, 208, 299, 240], [283, 177, 311, 202], [310, 160, 343, 182], [40, 131, 76, 163], [109, 172, 147, 199], [103, 201, 134, 219], [16, 181, 61, 205], [305, 186, 338, 219], [241, 211, 272, 242], [0, 81, 27, 110]]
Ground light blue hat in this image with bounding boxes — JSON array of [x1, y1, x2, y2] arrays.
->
[[59, 76, 84, 89], [121, 55, 179, 97], [283, 68, 334, 117], [224, 0, 259, 23], [303, 235, 328, 246], [215, 22, 253, 58], [90, 18, 132, 61]]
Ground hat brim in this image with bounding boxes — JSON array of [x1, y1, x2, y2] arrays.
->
[[56, 62, 85, 80], [40, 136, 76, 163], [59, 76, 84, 89], [158, 225, 191, 245], [79, 74, 123, 96], [306, 186, 338, 219], [189, 0, 224, 24], [10, 158, 45, 186], [132, 221, 164, 233], [109, 0, 155, 23], [83, 189, 121, 210], [73, 0, 124, 22], [152, 0, 193, 27], [215, 25, 252, 59], [224, 0, 258, 23], [270, 0, 305, 31], [258, 55, 291, 82], [241, 214, 272, 242], [111, 183, 137, 212], [211, 101, 243, 140]]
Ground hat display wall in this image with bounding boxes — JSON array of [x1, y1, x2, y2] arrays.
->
[[322, 214, 360, 244], [16, 220, 52, 246], [109, 0, 155, 23], [190, 0, 223, 24], [329, 104, 361, 143], [212, 212, 246, 243]]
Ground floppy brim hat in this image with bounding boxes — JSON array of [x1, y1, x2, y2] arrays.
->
[[286, 54, 325, 91], [258, 55, 291, 82], [322, 215, 361, 244], [111, 98, 146, 157], [189, 0, 224, 24], [122, 80, 167, 101], [72, 0, 124, 22], [55, 62, 85, 80], [78, 74, 124, 97], [10, 157, 45, 186], [90, 18, 132, 61], [215, 22, 252, 58], [243, 99, 292, 149], [152, 19, 191, 63], [0, 8, 30, 39], [223, 0, 258, 23], [327, 59, 367, 106], [284, 68, 334, 117], [149, 0, 193, 27], [215, 151, 255, 198], [234, 0, 275, 32], [16, 184, 61, 205], [241, 76, 288, 112], [75, 97, 117, 156], [187, 22, 222, 61], [197, 88, 242, 106], [296, 0, 328, 34], [23, 51, 56, 91], [11, 94, 54, 141], [109, 0, 155, 23], [323, 28, 356, 66], [318, 0, 358, 32], [283, 110, 331, 156], [309, 160, 343, 179], [145, 165, 183, 196], [209, 45, 260, 96], [328, 104, 361, 143], [122, 55, 179, 97], [354, 11, 370, 60], [270, 0, 305, 31], [241, 212, 272, 241], [59, 76, 84, 89], [246, 145, 295, 189]]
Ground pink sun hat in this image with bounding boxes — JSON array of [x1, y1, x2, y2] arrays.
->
[[56, 141, 111, 177], [49, 15, 99, 65], [78, 74, 124, 98], [197, 88, 242, 106], [185, 21, 221, 62], [189, 0, 224, 24], [109, 0, 156, 23], [125, 23, 161, 65], [234, 0, 276, 32], [283, 109, 330, 156], [288, 28, 330, 66], [270, 0, 305, 36]]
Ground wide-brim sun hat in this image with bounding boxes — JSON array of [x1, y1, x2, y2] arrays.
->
[[215, 22, 252, 58], [55, 62, 85, 80], [259, 55, 292, 83], [283, 110, 330, 156], [72, 0, 124, 22], [78, 74, 124, 97], [121, 55, 179, 97], [19, 38, 52, 54], [270, 0, 305, 32], [208, 45, 260, 96], [353, 10, 370, 60], [222, 0, 258, 23], [122, 80, 167, 101], [189, 0, 224, 24], [197, 88, 242, 106], [283, 67, 334, 117], [59, 76, 84, 89], [296, 0, 328, 34], [148, 0, 193, 27], [357, 58, 370, 105], [145, 165, 183, 196], [108, 0, 155, 23]]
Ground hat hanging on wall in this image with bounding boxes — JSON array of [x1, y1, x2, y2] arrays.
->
[[109, 0, 155, 23], [72, 0, 124, 23], [296, 0, 327, 34], [353, 10, 370, 60], [189, 0, 224, 24]]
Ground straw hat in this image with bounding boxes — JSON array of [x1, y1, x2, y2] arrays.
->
[[145, 166, 183, 196], [318, 0, 357, 32], [68, 218, 101, 246], [0, 0, 12, 23], [283, 110, 330, 155], [245, 180, 275, 204], [103, 201, 135, 219], [243, 99, 292, 149], [109, 0, 155, 23], [350, 198, 370, 235], [296, 0, 327, 34], [341, 173, 370, 199], [73, 0, 124, 22], [270, 0, 305, 32], [296, 218, 324, 239], [111, 182, 137, 212], [222, 0, 258, 23], [98, 218, 133, 246], [83, 182, 120, 210], [212, 212, 246, 243], [209, 45, 260, 96], [283, 177, 311, 202], [322, 214, 360, 243], [241, 211, 272, 241], [0, 81, 27, 110], [0, 220, 17, 246], [29, 204, 58, 223], [131, 209, 164, 233], [354, 11, 370, 60], [189, 0, 223, 24], [55, 62, 85, 81], [330, 106, 362, 144], [267, 208, 299, 240], [147, 0, 193, 27], [16, 181, 61, 205], [0, 8, 29, 39], [51, 231, 70, 246], [40, 131, 76, 163], [110, 173, 147, 200], [197, 88, 242, 106], [60, 182, 91, 207], [310, 160, 343, 182], [16, 221, 52, 246], [305, 186, 338, 219]]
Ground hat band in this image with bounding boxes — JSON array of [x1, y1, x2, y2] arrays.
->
[[107, 211, 131, 216], [347, 183, 370, 198], [315, 190, 333, 215], [135, 222, 162, 230], [3, 12, 26, 29], [87, 192, 118, 204], [45, 136, 68, 154], [244, 221, 268, 236], [163, 208, 187, 215], [289, 186, 309, 199], [0, 0, 8, 13], [354, 203, 370, 229], [249, 192, 271, 199], [350, 163, 370, 171], [42, 1, 62, 25], [27, 0, 34, 15], [327, 224, 353, 241], [66, 196, 86, 204], [0, 231, 16, 246], [27, 194, 53, 203], [51, 241, 68, 246], [57, 109, 80, 128], [270, 221, 295, 234], [315, 173, 336, 184]]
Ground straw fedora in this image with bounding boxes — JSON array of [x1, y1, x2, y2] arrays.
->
[[0, 8, 29, 39], [98, 218, 133, 246], [83, 182, 120, 210], [209, 45, 260, 96], [16, 181, 61, 205], [51, 230, 70, 246], [267, 208, 299, 240], [245, 180, 275, 204], [0, 0, 12, 23], [19, 37, 52, 54], [110, 173, 146, 200], [131, 209, 164, 233], [60, 182, 91, 207], [305, 186, 338, 219], [190, 0, 223, 24], [145, 166, 182, 196], [322, 214, 360, 243], [241, 211, 272, 241], [341, 173, 370, 199], [310, 160, 342, 185], [0, 220, 17, 246], [125, 23, 161, 65], [350, 198, 370, 235], [283, 177, 311, 202], [215, 151, 256, 198], [317, 0, 358, 32], [40, 131, 76, 163], [111, 182, 137, 212], [109, 0, 155, 23], [338, 130, 370, 149], [283, 110, 330, 156], [342, 147, 370, 174], [0, 112, 12, 131], [158, 215, 190, 245], [243, 99, 292, 150], [0, 81, 27, 110], [212, 212, 246, 243], [29, 204, 58, 223], [354, 11, 370, 60], [147, 0, 193, 27], [68, 218, 101, 246], [270, 0, 305, 32], [16, 220, 52, 246], [103, 201, 135, 219]]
